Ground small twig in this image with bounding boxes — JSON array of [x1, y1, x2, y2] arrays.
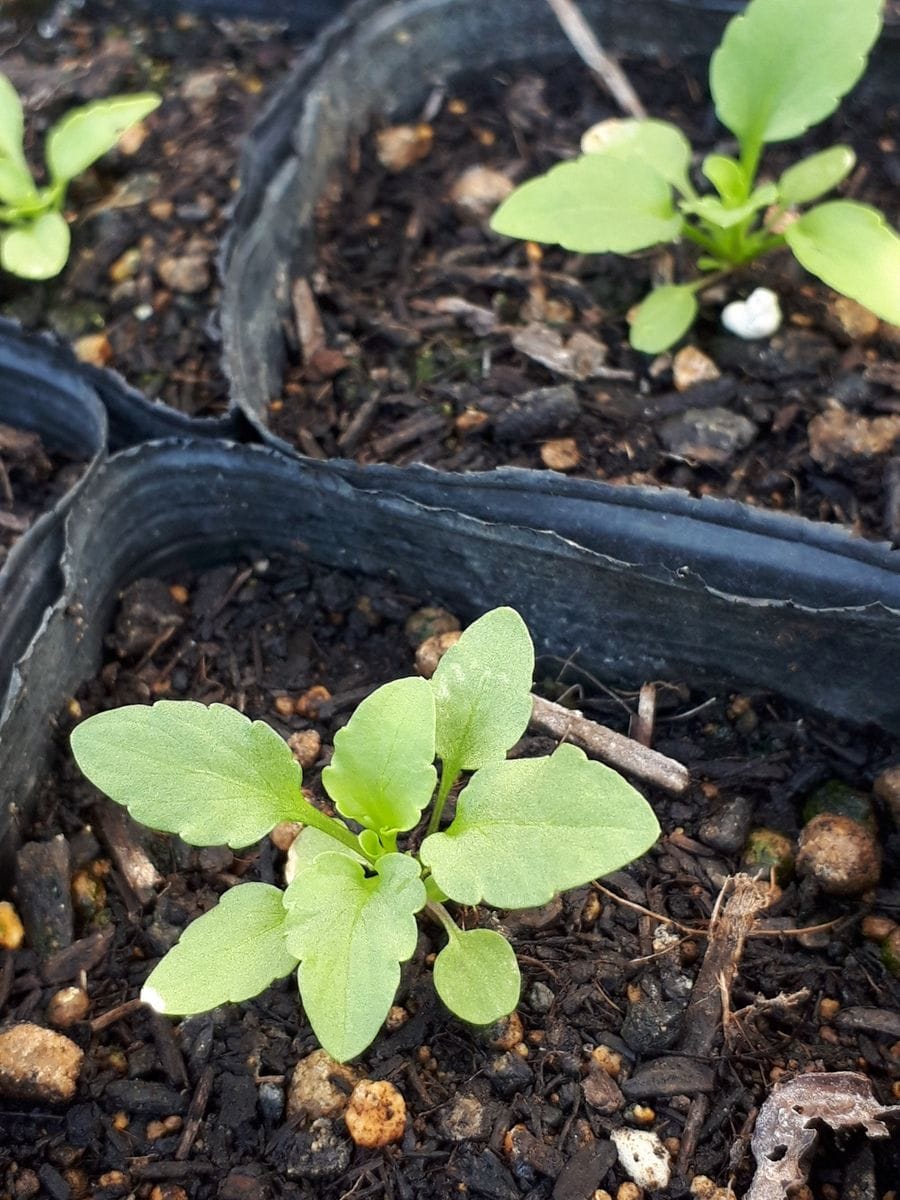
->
[[530, 693, 690, 794], [544, 0, 646, 119], [176, 1065, 215, 1160], [90, 996, 146, 1032]]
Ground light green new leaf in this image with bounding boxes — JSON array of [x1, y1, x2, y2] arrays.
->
[[0, 211, 70, 279], [285, 825, 366, 885], [777, 146, 855, 207], [420, 743, 660, 909], [141, 883, 296, 1014], [682, 183, 777, 230], [323, 677, 437, 833], [710, 0, 883, 145], [0, 73, 26, 168], [701, 154, 746, 204], [580, 118, 693, 196], [431, 607, 533, 776], [491, 154, 681, 253], [284, 853, 426, 1062], [47, 93, 160, 184], [630, 285, 698, 354], [433, 929, 521, 1026], [785, 201, 900, 327], [70, 700, 305, 847], [0, 158, 37, 207]]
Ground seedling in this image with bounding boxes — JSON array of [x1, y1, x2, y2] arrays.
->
[[491, 0, 900, 353], [0, 74, 159, 279], [71, 607, 659, 1062]]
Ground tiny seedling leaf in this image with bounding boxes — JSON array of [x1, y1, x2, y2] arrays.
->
[[283, 852, 426, 1062], [701, 154, 746, 204], [777, 146, 856, 207], [491, 154, 681, 254], [580, 117, 693, 196], [323, 677, 437, 833], [46, 93, 160, 184], [629, 285, 698, 354], [785, 201, 900, 327], [420, 743, 660, 909], [141, 883, 296, 1014], [0, 211, 70, 280], [431, 607, 533, 776], [70, 700, 305, 848], [433, 928, 521, 1026], [0, 158, 36, 206], [0, 73, 26, 169], [681, 183, 777, 230], [710, 0, 883, 145]]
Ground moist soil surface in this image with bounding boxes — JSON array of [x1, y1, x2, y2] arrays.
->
[[0, 0, 297, 415], [270, 57, 900, 542], [0, 423, 84, 566], [3, 558, 899, 1199]]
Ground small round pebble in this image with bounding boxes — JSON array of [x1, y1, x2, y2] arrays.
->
[[796, 814, 881, 895], [47, 987, 90, 1029], [415, 630, 462, 679], [344, 1080, 407, 1148]]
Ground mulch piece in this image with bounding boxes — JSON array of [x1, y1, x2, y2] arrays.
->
[[0, 0, 297, 415], [0, 422, 83, 563], [2, 557, 899, 1197], [270, 57, 900, 542]]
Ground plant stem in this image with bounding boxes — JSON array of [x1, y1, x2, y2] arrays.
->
[[291, 794, 375, 862], [425, 900, 461, 940], [681, 222, 718, 254], [425, 763, 459, 837]]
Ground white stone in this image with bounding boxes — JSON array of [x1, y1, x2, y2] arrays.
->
[[721, 287, 782, 339], [611, 1127, 672, 1190]]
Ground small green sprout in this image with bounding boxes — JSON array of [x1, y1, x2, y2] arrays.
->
[[491, 0, 900, 353], [0, 74, 160, 280], [70, 607, 660, 1062]]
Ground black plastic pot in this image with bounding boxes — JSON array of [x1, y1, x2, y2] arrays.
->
[[0, 320, 106, 729], [130, 0, 350, 31], [2, 436, 900, 875], [220, 0, 900, 425]]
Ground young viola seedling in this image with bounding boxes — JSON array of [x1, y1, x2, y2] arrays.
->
[[0, 74, 160, 279], [71, 607, 659, 1062], [491, 0, 900, 353]]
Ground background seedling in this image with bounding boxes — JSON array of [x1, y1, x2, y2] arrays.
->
[[0, 74, 159, 279], [491, 0, 900, 352], [72, 607, 660, 1062]]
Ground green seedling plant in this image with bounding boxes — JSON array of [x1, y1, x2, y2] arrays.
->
[[491, 0, 900, 353], [0, 74, 159, 279], [71, 607, 659, 1062]]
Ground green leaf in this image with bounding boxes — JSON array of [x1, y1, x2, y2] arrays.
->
[[431, 607, 534, 777], [0, 73, 27, 169], [580, 117, 693, 196], [141, 884, 296, 1014], [420, 743, 660, 909], [284, 853, 426, 1062], [785, 201, 900, 326], [433, 929, 521, 1026], [682, 183, 777, 230], [285, 826, 367, 885], [701, 154, 747, 204], [322, 677, 437, 834], [777, 146, 856, 207], [629, 285, 698, 354], [491, 154, 682, 253], [71, 700, 305, 848], [0, 211, 70, 279], [710, 0, 883, 146], [0, 159, 37, 207], [46, 92, 160, 184]]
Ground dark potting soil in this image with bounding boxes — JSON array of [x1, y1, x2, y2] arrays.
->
[[271, 57, 900, 543], [3, 557, 899, 1198], [0, 423, 83, 564], [0, 0, 297, 414]]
